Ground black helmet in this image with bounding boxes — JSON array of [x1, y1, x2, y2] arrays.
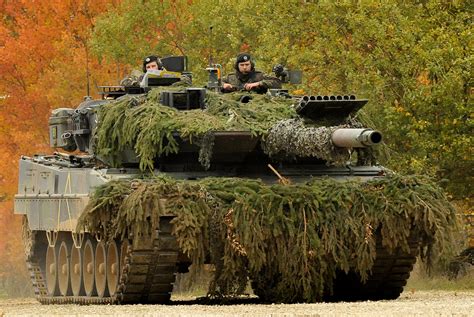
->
[[142, 55, 163, 72], [234, 53, 255, 72]]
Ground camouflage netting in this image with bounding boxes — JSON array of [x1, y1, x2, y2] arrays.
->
[[262, 118, 351, 164], [77, 174, 457, 302], [262, 116, 388, 166], [94, 89, 379, 170]]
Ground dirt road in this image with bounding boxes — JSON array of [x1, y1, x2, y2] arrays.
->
[[0, 290, 472, 316]]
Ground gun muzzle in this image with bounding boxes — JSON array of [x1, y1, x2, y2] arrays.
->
[[331, 128, 382, 148]]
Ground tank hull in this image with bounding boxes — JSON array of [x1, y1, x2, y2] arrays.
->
[[15, 155, 423, 304]]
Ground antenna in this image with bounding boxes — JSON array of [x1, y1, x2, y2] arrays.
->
[[208, 26, 213, 67], [85, 46, 91, 98], [206, 25, 222, 92]]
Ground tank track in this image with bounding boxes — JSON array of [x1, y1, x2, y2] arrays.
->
[[23, 216, 179, 305], [326, 233, 420, 301], [252, 232, 420, 302]]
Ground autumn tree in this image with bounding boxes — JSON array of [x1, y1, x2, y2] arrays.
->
[[0, 0, 122, 296]]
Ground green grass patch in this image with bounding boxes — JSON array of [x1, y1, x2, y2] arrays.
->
[[0, 289, 8, 300], [406, 263, 474, 291]]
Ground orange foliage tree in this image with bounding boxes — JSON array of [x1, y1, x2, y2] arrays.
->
[[0, 0, 122, 296]]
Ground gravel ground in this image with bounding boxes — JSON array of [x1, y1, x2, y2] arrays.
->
[[0, 291, 472, 316]]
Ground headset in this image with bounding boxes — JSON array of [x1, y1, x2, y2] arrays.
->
[[142, 55, 164, 72]]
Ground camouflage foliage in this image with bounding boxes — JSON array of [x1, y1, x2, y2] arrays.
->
[[77, 173, 458, 302], [263, 118, 352, 164], [94, 90, 378, 170]]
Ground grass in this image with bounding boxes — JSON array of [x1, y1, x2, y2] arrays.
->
[[0, 290, 7, 300], [405, 262, 474, 291], [172, 265, 212, 299]]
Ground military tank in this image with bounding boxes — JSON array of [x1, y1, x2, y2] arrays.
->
[[15, 56, 456, 304]]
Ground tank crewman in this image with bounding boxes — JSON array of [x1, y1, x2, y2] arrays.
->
[[142, 55, 163, 72], [221, 53, 282, 93], [120, 55, 191, 86]]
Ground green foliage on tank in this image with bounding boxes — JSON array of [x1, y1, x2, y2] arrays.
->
[[77, 173, 458, 302], [94, 88, 379, 170]]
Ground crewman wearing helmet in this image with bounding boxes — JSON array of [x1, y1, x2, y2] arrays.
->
[[142, 55, 164, 72], [120, 55, 191, 86], [222, 53, 281, 93]]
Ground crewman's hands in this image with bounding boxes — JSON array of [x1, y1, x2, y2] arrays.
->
[[222, 83, 234, 91], [222, 81, 261, 91], [244, 81, 261, 90]]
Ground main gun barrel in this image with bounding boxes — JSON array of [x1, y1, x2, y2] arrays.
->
[[331, 128, 382, 148]]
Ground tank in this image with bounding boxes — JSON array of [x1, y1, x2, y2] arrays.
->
[[15, 57, 456, 304]]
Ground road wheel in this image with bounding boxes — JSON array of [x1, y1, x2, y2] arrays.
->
[[95, 241, 109, 297], [70, 243, 85, 296], [83, 238, 97, 296], [58, 240, 72, 296], [107, 240, 120, 296], [45, 245, 59, 296]]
